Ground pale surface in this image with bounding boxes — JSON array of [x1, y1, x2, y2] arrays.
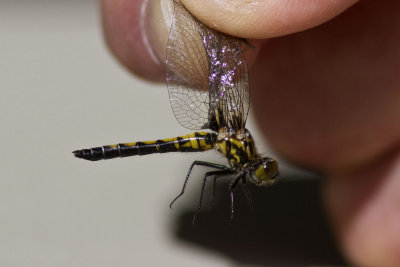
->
[[0, 0, 342, 266], [0, 1, 226, 265]]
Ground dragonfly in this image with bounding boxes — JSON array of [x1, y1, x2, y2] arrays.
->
[[73, 0, 279, 217]]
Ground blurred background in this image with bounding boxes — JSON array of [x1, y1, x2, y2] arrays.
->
[[0, 0, 345, 265]]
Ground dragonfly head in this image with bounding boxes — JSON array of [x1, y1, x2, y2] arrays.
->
[[249, 157, 279, 186]]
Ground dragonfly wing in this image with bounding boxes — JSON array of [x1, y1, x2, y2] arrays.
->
[[199, 26, 250, 131], [166, 0, 210, 130], [166, 0, 249, 131]]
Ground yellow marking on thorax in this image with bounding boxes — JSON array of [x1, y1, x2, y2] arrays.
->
[[216, 140, 227, 155], [216, 135, 257, 167], [230, 140, 242, 164]]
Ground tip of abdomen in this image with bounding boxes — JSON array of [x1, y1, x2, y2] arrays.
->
[[72, 150, 84, 159], [73, 150, 83, 158], [73, 148, 102, 161]]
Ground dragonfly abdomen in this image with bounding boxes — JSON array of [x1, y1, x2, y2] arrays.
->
[[73, 132, 217, 161]]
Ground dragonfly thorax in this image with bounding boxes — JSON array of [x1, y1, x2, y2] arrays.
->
[[215, 128, 257, 167], [215, 127, 279, 186]]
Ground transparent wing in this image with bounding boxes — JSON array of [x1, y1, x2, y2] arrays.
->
[[198, 25, 249, 131], [166, 0, 249, 131], [166, 0, 209, 130]]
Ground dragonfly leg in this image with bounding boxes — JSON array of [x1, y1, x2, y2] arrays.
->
[[193, 169, 235, 224], [210, 168, 236, 207], [229, 174, 246, 220], [170, 161, 230, 209], [240, 38, 256, 50], [241, 176, 254, 212], [211, 175, 218, 204]]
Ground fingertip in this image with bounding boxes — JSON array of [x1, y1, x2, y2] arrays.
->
[[101, 0, 165, 82], [101, 0, 360, 82], [324, 149, 400, 266], [101, 0, 266, 82], [182, 0, 359, 38]]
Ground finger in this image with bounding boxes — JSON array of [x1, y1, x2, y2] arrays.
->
[[251, 0, 400, 171], [102, 0, 165, 81], [102, 0, 262, 82], [182, 0, 359, 38], [324, 149, 400, 266]]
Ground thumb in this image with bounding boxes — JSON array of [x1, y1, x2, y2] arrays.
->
[[182, 0, 359, 38]]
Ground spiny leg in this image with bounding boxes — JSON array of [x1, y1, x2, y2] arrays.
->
[[211, 175, 218, 206], [170, 161, 230, 209], [229, 174, 245, 220], [211, 169, 239, 206], [193, 169, 235, 224], [240, 38, 256, 49], [241, 176, 254, 212]]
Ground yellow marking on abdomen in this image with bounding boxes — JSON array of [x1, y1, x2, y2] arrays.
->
[[109, 132, 214, 151]]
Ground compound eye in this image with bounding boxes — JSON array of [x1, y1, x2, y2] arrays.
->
[[251, 158, 279, 186]]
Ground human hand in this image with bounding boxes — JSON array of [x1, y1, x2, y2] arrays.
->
[[101, 0, 400, 266]]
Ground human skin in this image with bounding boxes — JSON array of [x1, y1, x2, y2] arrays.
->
[[101, 0, 400, 266]]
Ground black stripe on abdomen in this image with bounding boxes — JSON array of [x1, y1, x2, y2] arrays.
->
[[73, 132, 217, 161]]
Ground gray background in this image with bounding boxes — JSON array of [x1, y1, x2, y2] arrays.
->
[[0, 0, 344, 266]]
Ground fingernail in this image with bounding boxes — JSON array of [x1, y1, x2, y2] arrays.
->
[[140, 0, 174, 66]]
